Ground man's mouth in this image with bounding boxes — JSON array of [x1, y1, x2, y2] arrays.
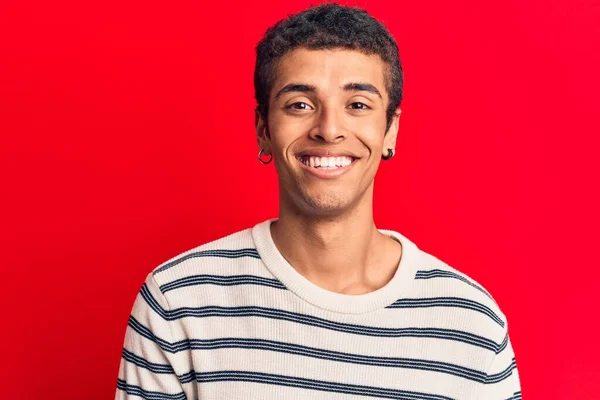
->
[[297, 155, 357, 169]]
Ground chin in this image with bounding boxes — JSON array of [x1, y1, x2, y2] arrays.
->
[[299, 191, 355, 216], [281, 178, 364, 216]]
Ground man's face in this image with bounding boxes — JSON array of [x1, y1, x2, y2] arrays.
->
[[256, 48, 400, 217]]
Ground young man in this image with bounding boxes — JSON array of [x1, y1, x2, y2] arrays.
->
[[116, 3, 521, 399]]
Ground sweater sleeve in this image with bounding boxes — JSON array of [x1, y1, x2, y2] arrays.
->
[[115, 273, 187, 400], [478, 331, 522, 399]]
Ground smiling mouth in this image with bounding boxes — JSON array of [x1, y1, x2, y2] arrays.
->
[[296, 155, 357, 169]]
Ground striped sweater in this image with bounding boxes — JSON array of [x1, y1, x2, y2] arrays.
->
[[115, 218, 521, 400]]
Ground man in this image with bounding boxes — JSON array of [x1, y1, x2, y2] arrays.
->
[[116, 3, 521, 399]]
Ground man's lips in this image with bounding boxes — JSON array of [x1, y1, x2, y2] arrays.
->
[[295, 154, 359, 179], [296, 155, 357, 163], [296, 148, 360, 159]]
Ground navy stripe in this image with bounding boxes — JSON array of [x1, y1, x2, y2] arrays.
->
[[116, 379, 186, 400], [415, 269, 493, 300], [498, 334, 509, 354], [387, 297, 505, 327], [128, 316, 179, 352], [138, 284, 505, 353], [159, 276, 500, 330], [121, 348, 175, 374], [159, 274, 286, 293], [191, 370, 454, 400], [126, 319, 489, 383], [506, 391, 522, 400], [153, 248, 260, 275], [485, 358, 518, 384]]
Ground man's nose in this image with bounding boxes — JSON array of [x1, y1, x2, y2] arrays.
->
[[309, 107, 347, 143]]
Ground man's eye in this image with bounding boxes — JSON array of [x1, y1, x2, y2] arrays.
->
[[349, 102, 369, 110], [287, 102, 312, 110]]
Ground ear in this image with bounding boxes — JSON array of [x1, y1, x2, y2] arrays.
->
[[382, 109, 401, 157], [255, 108, 272, 155]]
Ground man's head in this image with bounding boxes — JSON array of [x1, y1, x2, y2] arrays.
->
[[255, 3, 403, 132], [254, 3, 403, 217]]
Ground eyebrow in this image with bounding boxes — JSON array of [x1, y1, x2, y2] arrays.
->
[[343, 82, 382, 99], [274, 82, 383, 100]]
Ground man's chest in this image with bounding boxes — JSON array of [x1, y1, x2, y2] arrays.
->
[[177, 315, 490, 400]]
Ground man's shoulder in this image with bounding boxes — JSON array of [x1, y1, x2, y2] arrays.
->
[[415, 250, 509, 338], [417, 251, 496, 301], [150, 225, 260, 284]]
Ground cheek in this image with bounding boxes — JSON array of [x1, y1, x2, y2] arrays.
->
[[356, 126, 385, 152], [268, 127, 291, 150], [353, 114, 387, 144], [268, 119, 307, 150]]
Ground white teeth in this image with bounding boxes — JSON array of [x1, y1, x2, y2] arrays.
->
[[300, 156, 354, 168]]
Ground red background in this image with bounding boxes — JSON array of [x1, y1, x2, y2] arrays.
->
[[1, 0, 598, 398]]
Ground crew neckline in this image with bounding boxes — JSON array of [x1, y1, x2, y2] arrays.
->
[[251, 218, 422, 314]]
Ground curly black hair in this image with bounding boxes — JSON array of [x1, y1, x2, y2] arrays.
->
[[254, 2, 403, 133]]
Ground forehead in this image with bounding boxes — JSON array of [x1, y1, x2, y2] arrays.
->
[[272, 48, 387, 98]]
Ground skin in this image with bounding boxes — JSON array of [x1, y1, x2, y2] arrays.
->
[[255, 48, 403, 295]]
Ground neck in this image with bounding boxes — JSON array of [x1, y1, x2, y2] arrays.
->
[[271, 187, 401, 294]]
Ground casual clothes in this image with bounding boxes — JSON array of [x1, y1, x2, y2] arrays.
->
[[116, 218, 521, 400]]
